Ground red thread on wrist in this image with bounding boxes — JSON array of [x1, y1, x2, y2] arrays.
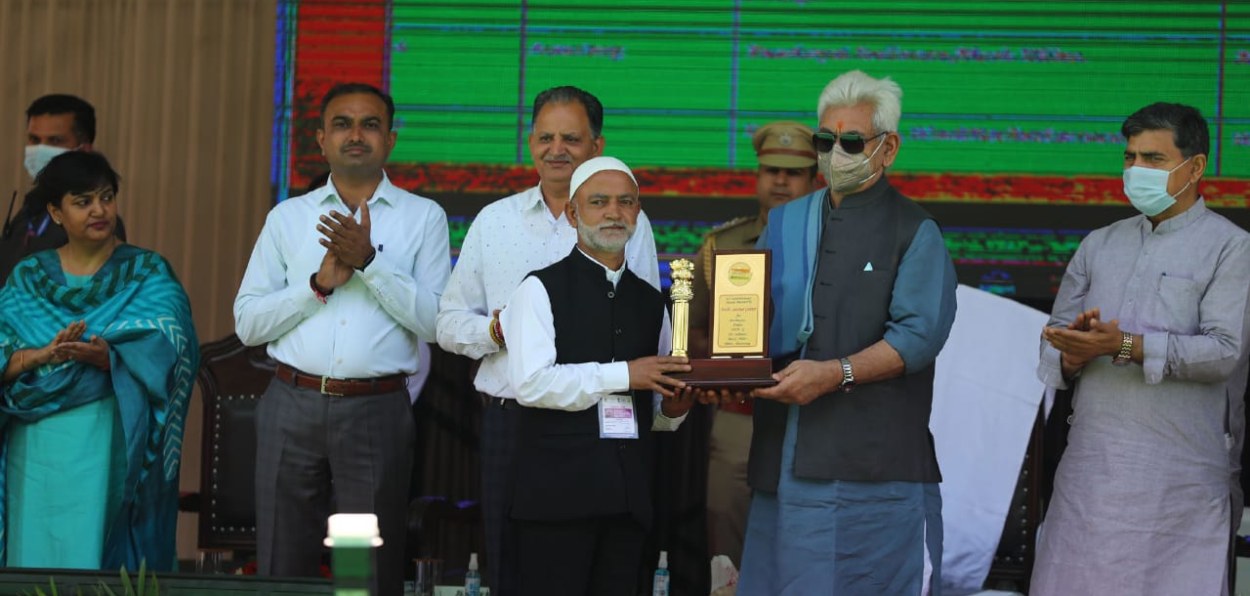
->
[[310, 273, 333, 304]]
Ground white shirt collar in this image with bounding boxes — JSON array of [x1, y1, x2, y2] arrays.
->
[[523, 184, 569, 226], [319, 171, 398, 208], [576, 246, 627, 287], [521, 184, 546, 211]]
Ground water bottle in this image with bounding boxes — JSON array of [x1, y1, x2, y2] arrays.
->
[[652, 550, 670, 596], [325, 513, 381, 596], [465, 552, 481, 596]]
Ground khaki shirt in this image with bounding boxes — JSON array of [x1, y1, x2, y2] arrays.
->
[[689, 216, 766, 335]]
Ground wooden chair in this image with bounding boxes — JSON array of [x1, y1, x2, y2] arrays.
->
[[195, 333, 275, 554], [983, 404, 1046, 592]]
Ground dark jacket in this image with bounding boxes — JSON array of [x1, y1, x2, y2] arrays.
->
[[750, 179, 943, 490], [509, 249, 666, 529]]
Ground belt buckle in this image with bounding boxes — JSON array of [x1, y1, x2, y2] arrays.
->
[[319, 376, 345, 397]]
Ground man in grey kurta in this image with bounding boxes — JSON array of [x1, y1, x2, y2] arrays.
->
[[1033, 102, 1250, 596]]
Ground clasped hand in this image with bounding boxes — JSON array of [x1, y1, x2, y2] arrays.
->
[[43, 320, 110, 370], [315, 202, 374, 291], [1041, 307, 1122, 370]]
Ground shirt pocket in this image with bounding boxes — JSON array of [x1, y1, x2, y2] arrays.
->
[[1150, 273, 1202, 333]]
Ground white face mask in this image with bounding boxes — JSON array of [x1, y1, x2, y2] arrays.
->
[[24, 144, 71, 179], [818, 137, 885, 194], [1122, 157, 1192, 217]]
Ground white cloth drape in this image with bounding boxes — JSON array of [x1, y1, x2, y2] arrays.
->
[[932, 285, 1049, 593]]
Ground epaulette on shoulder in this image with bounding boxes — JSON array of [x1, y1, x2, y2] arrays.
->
[[707, 216, 753, 238]]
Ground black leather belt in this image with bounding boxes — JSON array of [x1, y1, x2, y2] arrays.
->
[[481, 393, 523, 410], [276, 363, 406, 397]]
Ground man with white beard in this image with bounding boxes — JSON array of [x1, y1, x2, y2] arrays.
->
[[434, 87, 661, 593], [498, 156, 693, 596]]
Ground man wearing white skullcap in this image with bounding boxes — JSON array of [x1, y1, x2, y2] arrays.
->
[[499, 156, 694, 596], [434, 86, 663, 594]]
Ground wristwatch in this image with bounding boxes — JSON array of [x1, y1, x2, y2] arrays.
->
[[1112, 332, 1133, 366], [356, 247, 377, 272], [838, 357, 856, 393]]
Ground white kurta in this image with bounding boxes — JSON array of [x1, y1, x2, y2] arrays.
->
[[1032, 200, 1250, 596]]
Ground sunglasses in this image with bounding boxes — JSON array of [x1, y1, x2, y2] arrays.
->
[[812, 130, 888, 155]]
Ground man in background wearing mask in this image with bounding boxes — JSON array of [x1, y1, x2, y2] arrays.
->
[[1032, 103, 1250, 595], [1, 94, 125, 284], [736, 69, 957, 594]]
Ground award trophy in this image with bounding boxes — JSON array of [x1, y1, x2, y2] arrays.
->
[[669, 250, 776, 388]]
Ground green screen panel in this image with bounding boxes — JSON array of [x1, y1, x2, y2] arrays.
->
[[389, 2, 521, 163], [524, 1, 733, 167], [597, 113, 733, 168], [390, 110, 518, 164], [378, 1, 1245, 176], [896, 117, 1125, 175], [1219, 4, 1250, 177]]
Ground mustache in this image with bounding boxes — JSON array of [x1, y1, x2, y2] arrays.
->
[[341, 142, 371, 154]]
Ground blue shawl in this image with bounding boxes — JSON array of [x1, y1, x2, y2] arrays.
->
[[0, 244, 199, 571], [764, 189, 826, 358]]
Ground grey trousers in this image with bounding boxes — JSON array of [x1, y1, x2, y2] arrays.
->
[[255, 376, 415, 596]]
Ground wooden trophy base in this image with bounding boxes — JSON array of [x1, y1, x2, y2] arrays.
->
[[679, 357, 777, 389]]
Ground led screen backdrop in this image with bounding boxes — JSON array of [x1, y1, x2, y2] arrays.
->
[[272, 0, 1250, 298]]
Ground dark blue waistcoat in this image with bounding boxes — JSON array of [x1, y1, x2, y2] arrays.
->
[[749, 180, 944, 490]]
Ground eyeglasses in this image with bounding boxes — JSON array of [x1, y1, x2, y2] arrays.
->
[[812, 130, 888, 155]]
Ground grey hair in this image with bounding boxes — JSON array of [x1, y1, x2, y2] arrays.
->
[[816, 70, 903, 134]]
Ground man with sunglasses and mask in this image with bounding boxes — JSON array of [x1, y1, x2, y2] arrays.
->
[[688, 120, 818, 568], [1031, 104, 1250, 595], [735, 70, 957, 594]]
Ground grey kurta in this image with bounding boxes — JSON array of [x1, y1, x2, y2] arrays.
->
[[1033, 199, 1250, 596]]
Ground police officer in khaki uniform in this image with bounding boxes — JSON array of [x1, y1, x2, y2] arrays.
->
[[691, 121, 818, 566]]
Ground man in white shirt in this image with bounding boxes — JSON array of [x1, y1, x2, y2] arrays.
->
[[435, 86, 660, 593], [234, 82, 450, 596], [500, 156, 691, 596]]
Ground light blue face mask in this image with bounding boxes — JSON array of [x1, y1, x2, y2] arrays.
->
[[23, 144, 71, 179], [1122, 157, 1192, 217]]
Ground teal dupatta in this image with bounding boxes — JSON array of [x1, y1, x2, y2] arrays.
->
[[0, 244, 199, 571]]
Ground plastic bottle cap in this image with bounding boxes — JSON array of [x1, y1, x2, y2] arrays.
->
[[469, 552, 479, 570], [658, 550, 668, 569], [323, 513, 384, 547]]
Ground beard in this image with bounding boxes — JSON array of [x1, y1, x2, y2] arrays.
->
[[577, 219, 635, 253]]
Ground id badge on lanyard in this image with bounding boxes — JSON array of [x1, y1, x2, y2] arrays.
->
[[598, 393, 639, 439]]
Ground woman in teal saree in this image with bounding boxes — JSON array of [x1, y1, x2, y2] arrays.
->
[[0, 151, 198, 572]]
